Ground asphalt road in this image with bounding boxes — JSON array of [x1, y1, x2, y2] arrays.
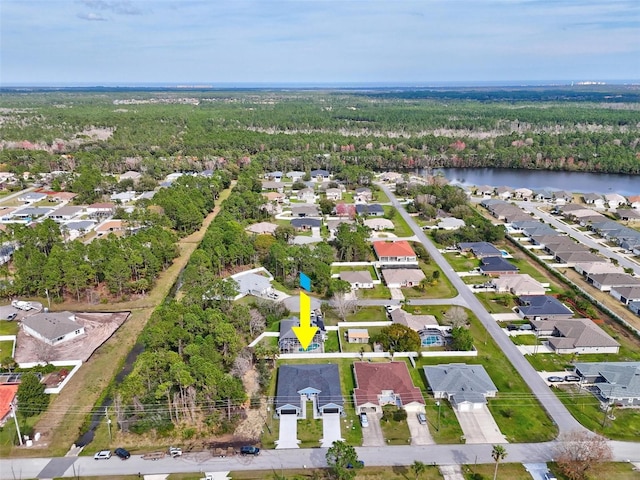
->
[[377, 182, 586, 435], [516, 201, 640, 276]]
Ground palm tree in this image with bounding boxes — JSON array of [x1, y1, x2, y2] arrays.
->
[[410, 460, 427, 480], [491, 444, 507, 480]]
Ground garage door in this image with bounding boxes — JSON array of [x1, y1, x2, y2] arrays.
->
[[323, 408, 340, 414], [280, 409, 297, 415]]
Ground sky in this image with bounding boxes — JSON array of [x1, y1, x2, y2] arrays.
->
[[1, 0, 639, 86]]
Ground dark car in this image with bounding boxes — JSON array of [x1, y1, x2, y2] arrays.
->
[[547, 376, 564, 383], [114, 448, 130, 460], [346, 461, 365, 469], [506, 324, 518, 331], [240, 446, 260, 456], [564, 375, 581, 382]]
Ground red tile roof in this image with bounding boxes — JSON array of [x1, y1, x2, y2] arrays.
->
[[0, 384, 18, 423], [353, 361, 425, 407], [373, 240, 416, 258]]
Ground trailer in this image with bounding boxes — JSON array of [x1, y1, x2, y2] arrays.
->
[[11, 300, 32, 311]]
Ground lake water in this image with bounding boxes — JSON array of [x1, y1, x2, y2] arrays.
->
[[429, 168, 640, 196]]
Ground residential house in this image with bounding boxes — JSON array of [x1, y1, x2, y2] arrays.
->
[[246, 222, 279, 235], [475, 185, 494, 197], [296, 188, 316, 203], [310, 169, 331, 182], [11, 207, 53, 220], [339, 271, 374, 290], [0, 207, 17, 222], [231, 271, 273, 299], [610, 286, 640, 305], [380, 172, 403, 183], [629, 301, 640, 316], [0, 385, 18, 426], [479, 257, 518, 276], [119, 171, 142, 183], [437, 217, 465, 230], [291, 204, 320, 217], [574, 362, 640, 405], [423, 364, 498, 411], [61, 220, 95, 240], [490, 274, 545, 296], [605, 193, 627, 209], [495, 186, 513, 200], [389, 308, 441, 341], [266, 171, 283, 182], [263, 191, 286, 203], [334, 203, 356, 218], [364, 218, 394, 231], [573, 261, 624, 277], [583, 193, 605, 208], [373, 241, 418, 264], [529, 234, 571, 250], [355, 204, 384, 217], [278, 317, 325, 353], [555, 250, 602, 267], [22, 311, 85, 346], [291, 218, 321, 231], [354, 187, 373, 202], [275, 364, 343, 417], [49, 205, 83, 222], [458, 242, 502, 258], [534, 190, 554, 202], [347, 329, 370, 344], [327, 218, 355, 236], [586, 273, 640, 292], [531, 318, 619, 354], [110, 191, 136, 203], [325, 188, 342, 201], [353, 362, 425, 414], [515, 295, 573, 320], [18, 192, 47, 203], [381, 268, 426, 288], [628, 195, 640, 210], [287, 171, 305, 182], [514, 188, 533, 200], [86, 202, 116, 217], [262, 181, 285, 193], [618, 209, 640, 221], [96, 220, 125, 236], [553, 190, 574, 203]]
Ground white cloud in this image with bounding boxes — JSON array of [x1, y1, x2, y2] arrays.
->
[[77, 12, 107, 21]]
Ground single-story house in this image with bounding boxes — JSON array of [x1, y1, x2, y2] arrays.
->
[[355, 204, 384, 217], [363, 218, 394, 231], [381, 268, 426, 288], [354, 187, 373, 202], [534, 190, 554, 202], [18, 192, 47, 203], [325, 188, 342, 201], [490, 274, 545, 296], [119, 171, 142, 183], [291, 204, 320, 217], [0, 207, 17, 222], [605, 193, 627, 209], [436, 217, 465, 230], [586, 273, 640, 292], [287, 171, 305, 181], [246, 222, 279, 235], [583, 193, 604, 205], [573, 261, 624, 277], [629, 301, 640, 316], [262, 181, 285, 193], [390, 308, 438, 331], [555, 250, 602, 266], [514, 188, 533, 200], [532, 318, 620, 354], [373, 241, 417, 263], [263, 191, 286, 203], [515, 295, 573, 320], [574, 362, 640, 405], [327, 218, 355, 236], [279, 317, 325, 353], [22, 311, 85, 346], [11, 207, 53, 220], [110, 191, 136, 203], [86, 202, 116, 217], [479, 257, 518, 276], [618, 209, 640, 221], [495, 186, 513, 200], [310, 169, 331, 182], [266, 171, 283, 182], [96, 220, 125, 235], [291, 218, 321, 231], [297, 188, 316, 203], [49, 205, 84, 222], [231, 271, 273, 299], [610, 286, 640, 305], [61, 220, 95, 240], [423, 364, 498, 411], [339, 271, 374, 290], [347, 329, 370, 344], [553, 190, 574, 203], [275, 364, 343, 417], [353, 362, 425, 414], [458, 242, 502, 258], [475, 185, 495, 197]]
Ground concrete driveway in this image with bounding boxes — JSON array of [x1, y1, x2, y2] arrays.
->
[[455, 405, 507, 444], [406, 410, 435, 445], [361, 412, 385, 447], [524, 463, 554, 480], [320, 413, 343, 447], [275, 415, 300, 449]]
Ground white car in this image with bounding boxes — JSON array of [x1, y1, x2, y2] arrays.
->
[[94, 450, 111, 460], [360, 413, 369, 427]]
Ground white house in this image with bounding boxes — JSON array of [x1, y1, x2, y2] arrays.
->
[[339, 270, 374, 290], [22, 311, 85, 346], [296, 188, 316, 203], [605, 193, 627, 210]]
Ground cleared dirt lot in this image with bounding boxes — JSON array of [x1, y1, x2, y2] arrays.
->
[[14, 311, 130, 363]]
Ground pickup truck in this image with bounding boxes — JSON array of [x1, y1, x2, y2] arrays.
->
[[240, 446, 260, 456], [168, 447, 182, 458]]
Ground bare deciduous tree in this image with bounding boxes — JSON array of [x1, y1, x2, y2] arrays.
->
[[248, 308, 266, 337], [443, 306, 469, 328], [556, 430, 612, 480], [330, 293, 358, 322], [231, 348, 254, 378]]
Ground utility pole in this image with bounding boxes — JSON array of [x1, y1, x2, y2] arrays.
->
[[436, 401, 441, 431], [105, 407, 112, 442], [11, 401, 23, 446]]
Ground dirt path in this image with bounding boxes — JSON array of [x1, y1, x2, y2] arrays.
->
[[15, 183, 235, 458]]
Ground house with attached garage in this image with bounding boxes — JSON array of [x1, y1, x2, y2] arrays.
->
[[355, 204, 384, 217], [423, 364, 498, 411], [629, 301, 640, 316], [458, 242, 502, 258], [610, 286, 640, 305], [310, 169, 331, 182], [291, 204, 320, 217], [22, 311, 85, 346], [586, 273, 640, 292], [381, 268, 426, 288], [353, 362, 425, 414], [373, 241, 418, 264], [291, 218, 321, 231], [18, 192, 47, 203], [531, 318, 619, 354], [436, 217, 465, 230], [354, 187, 373, 202], [515, 295, 573, 320], [479, 257, 518, 276], [573, 362, 640, 406], [296, 188, 316, 203], [230, 271, 273, 300], [490, 274, 545, 296], [49, 205, 84, 222], [364, 218, 394, 231], [325, 188, 342, 201], [339, 270, 374, 290], [275, 364, 344, 418]]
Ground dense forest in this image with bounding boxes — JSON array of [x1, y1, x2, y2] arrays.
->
[[1, 87, 639, 176]]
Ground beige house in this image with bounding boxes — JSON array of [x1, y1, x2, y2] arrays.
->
[[490, 274, 545, 296], [381, 268, 426, 288], [339, 270, 374, 289], [347, 328, 370, 344]]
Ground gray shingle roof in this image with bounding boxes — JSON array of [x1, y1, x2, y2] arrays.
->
[[22, 311, 81, 341], [574, 362, 640, 400], [423, 364, 497, 398], [517, 295, 573, 317], [276, 364, 343, 409]]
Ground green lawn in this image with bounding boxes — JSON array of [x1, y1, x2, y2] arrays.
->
[[0, 340, 15, 358], [554, 385, 640, 441], [510, 334, 539, 346], [346, 306, 388, 322], [383, 206, 414, 237], [443, 252, 479, 272], [324, 330, 340, 352], [379, 406, 412, 445], [0, 321, 18, 335], [462, 462, 532, 480], [357, 284, 391, 299], [475, 292, 516, 314]]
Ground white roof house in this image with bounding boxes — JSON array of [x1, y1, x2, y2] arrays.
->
[[339, 271, 374, 289], [363, 218, 394, 231], [381, 268, 426, 288], [491, 274, 545, 296], [230, 271, 273, 300], [22, 311, 85, 346]]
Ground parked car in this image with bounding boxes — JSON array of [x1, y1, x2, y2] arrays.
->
[[346, 460, 365, 469], [6, 313, 17, 321], [518, 324, 533, 331], [94, 450, 111, 460], [547, 376, 564, 383], [506, 324, 518, 331], [114, 448, 130, 460], [564, 375, 581, 382], [168, 446, 182, 458], [240, 446, 260, 456], [544, 473, 558, 480], [417, 413, 427, 425], [360, 413, 369, 427]]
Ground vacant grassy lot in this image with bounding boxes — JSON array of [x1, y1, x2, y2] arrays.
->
[[442, 252, 479, 272], [383, 206, 414, 237], [357, 284, 391, 299], [475, 292, 516, 314]]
